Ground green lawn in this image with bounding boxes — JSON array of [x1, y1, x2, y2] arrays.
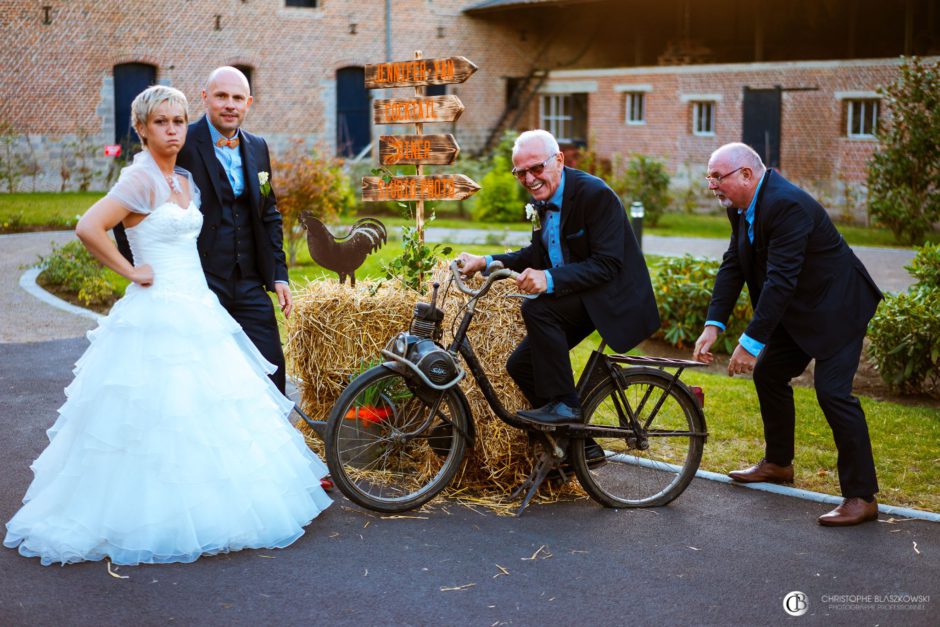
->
[[0, 192, 104, 231], [4, 191, 938, 248]]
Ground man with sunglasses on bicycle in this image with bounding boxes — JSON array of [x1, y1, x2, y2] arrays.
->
[[692, 142, 883, 526], [457, 129, 659, 428]]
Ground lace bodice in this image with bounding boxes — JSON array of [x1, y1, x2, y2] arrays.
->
[[125, 202, 206, 293]]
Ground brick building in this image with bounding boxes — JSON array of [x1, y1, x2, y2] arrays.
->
[[1, 0, 937, 204]]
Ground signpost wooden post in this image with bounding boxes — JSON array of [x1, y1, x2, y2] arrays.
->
[[363, 51, 479, 251]]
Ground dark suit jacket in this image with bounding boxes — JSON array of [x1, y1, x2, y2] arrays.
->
[[492, 166, 660, 354], [706, 169, 882, 360], [175, 116, 288, 291]]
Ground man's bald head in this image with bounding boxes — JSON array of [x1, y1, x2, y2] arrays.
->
[[202, 66, 253, 138], [205, 66, 251, 94], [706, 142, 766, 209], [710, 142, 765, 175]]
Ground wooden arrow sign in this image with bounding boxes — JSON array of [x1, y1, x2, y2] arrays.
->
[[379, 134, 460, 166], [365, 56, 478, 89], [373, 95, 465, 125], [361, 174, 480, 202]]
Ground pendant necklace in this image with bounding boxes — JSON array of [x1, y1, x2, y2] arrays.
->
[[165, 172, 182, 194]]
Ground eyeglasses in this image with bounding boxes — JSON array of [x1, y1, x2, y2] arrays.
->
[[705, 166, 744, 185], [511, 153, 559, 180]]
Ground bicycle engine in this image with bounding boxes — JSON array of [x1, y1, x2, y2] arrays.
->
[[382, 283, 463, 392]]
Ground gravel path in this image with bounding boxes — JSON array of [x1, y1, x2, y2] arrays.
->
[[0, 231, 96, 343]]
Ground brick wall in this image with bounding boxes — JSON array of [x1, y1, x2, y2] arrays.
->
[[0, 0, 569, 191], [0, 1, 933, 202], [543, 58, 940, 219]]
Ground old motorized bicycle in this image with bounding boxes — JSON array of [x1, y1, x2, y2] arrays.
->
[[323, 260, 708, 515]]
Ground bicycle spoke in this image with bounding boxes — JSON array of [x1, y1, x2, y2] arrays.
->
[[574, 369, 704, 508], [326, 368, 468, 512]]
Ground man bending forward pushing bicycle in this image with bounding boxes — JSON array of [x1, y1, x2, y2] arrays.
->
[[457, 130, 660, 427]]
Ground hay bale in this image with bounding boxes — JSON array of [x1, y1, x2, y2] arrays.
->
[[285, 266, 585, 507]]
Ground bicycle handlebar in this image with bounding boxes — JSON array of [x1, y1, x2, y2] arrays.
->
[[450, 260, 520, 298]]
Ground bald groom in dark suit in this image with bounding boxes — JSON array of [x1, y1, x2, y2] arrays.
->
[[693, 142, 883, 527], [176, 67, 292, 394]]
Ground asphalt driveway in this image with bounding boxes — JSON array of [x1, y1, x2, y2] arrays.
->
[[1, 338, 937, 626]]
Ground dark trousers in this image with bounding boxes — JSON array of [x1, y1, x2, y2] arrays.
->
[[506, 293, 596, 408], [753, 326, 878, 498], [205, 268, 286, 394]]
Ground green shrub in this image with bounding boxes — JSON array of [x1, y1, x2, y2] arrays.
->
[[652, 255, 752, 353], [471, 155, 525, 223], [867, 58, 940, 245], [38, 240, 121, 307], [867, 244, 940, 397], [611, 153, 671, 227], [905, 242, 940, 289], [273, 141, 355, 266]]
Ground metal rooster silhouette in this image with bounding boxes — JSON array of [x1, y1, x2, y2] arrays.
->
[[300, 213, 387, 286]]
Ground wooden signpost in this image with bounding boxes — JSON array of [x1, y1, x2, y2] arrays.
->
[[372, 95, 465, 125], [364, 56, 478, 89], [379, 134, 460, 166], [362, 51, 479, 243], [361, 174, 480, 202]]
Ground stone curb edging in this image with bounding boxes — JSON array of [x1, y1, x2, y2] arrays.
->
[[19, 262, 938, 523], [19, 266, 103, 322], [696, 468, 940, 523]]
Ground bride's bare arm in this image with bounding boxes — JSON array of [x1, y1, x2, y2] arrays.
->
[[75, 197, 154, 287]]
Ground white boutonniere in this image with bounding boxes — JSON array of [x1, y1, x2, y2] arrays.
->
[[525, 203, 541, 231], [258, 171, 271, 198]]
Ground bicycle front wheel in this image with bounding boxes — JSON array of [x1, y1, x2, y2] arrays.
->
[[324, 365, 469, 513], [572, 367, 704, 507]]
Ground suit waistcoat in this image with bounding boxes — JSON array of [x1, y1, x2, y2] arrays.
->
[[205, 157, 257, 279]]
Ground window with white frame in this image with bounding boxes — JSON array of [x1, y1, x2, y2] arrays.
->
[[692, 101, 714, 136], [540, 93, 587, 144], [846, 99, 879, 138], [625, 92, 645, 125]]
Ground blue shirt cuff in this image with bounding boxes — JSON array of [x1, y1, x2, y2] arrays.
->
[[544, 269, 554, 294], [705, 320, 726, 332], [739, 333, 765, 357], [275, 280, 289, 285], [482, 255, 494, 276]]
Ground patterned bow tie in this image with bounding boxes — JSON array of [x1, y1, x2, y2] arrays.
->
[[536, 200, 558, 213], [216, 136, 239, 149]]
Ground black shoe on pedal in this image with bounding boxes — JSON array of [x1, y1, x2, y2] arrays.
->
[[517, 401, 582, 425]]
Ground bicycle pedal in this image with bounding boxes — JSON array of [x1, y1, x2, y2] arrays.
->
[[514, 415, 557, 431]]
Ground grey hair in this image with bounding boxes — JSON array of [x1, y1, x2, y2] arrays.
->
[[513, 129, 560, 158], [711, 142, 766, 174], [131, 85, 189, 146]]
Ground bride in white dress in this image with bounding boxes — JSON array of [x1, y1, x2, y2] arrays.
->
[[4, 86, 331, 566]]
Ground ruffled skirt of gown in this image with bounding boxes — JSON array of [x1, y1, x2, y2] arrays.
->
[[4, 283, 331, 566]]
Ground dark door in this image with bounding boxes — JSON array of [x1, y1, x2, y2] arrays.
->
[[113, 63, 157, 156], [336, 66, 370, 158], [742, 86, 781, 169]]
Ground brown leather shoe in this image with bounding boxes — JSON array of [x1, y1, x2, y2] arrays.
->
[[818, 497, 878, 527], [728, 458, 794, 484]]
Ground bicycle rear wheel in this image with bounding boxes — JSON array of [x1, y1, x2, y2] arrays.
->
[[572, 367, 704, 507], [324, 365, 469, 513]]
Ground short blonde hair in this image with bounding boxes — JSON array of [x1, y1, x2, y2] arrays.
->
[[131, 85, 188, 145]]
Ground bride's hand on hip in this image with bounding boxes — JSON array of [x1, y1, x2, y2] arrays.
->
[[131, 264, 154, 287]]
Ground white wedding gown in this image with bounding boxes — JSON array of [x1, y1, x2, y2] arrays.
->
[[4, 200, 331, 566]]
